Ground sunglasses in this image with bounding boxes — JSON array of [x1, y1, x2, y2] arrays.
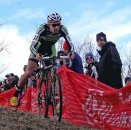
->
[[51, 23, 61, 27], [96, 38, 104, 42], [86, 56, 93, 60]]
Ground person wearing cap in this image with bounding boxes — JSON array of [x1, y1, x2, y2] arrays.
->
[[125, 76, 131, 86], [5, 73, 14, 78], [63, 41, 84, 74], [96, 32, 123, 89], [0, 79, 10, 92], [10, 12, 74, 107], [57, 50, 67, 68], [5, 73, 18, 90], [84, 52, 98, 79]]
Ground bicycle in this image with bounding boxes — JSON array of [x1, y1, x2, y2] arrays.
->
[[37, 55, 68, 122]]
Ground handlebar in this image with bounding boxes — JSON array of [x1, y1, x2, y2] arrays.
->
[[40, 55, 72, 68], [41, 56, 69, 60]]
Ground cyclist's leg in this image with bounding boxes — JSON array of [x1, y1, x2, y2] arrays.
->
[[10, 59, 38, 106], [18, 60, 37, 89]]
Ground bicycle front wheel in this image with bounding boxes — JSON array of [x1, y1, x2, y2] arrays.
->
[[37, 70, 49, 118], [51, 74, 62, 122], [37, 77, 43, 117]]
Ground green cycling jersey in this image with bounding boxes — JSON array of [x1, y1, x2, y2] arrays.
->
[[30, 24, 74, 57]]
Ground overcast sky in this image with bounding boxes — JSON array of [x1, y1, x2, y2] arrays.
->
[[0, 0, 131, 78]]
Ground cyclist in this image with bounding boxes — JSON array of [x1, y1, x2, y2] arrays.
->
[[10, 12, 74, 107]]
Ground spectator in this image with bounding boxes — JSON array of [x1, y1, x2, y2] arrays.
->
[[0, 79, 9, 92], [0, 73, 19, 92], [125, 76, 131, 86], [2, 73, 19, 91], [57, 50, 67, 68], [27, 72, 37, 88], [0, 81, 2, 87], [12, 75, 19, 86], [0, 81, 2, 93], [96, 32, 123, 89], [63, 41, 84, 74], [84, 52, 98, 79], [5, 73, 14, 86]]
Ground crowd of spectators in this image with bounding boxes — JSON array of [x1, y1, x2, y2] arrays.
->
[[0, 69, 37, 94], [0, 32, 131, 94], [57, 32, 131, 88], [0, 73, 19, 93]]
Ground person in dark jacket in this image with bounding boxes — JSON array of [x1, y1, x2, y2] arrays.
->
[[96, 32, 123, 89], [63, 41, 84, 74]]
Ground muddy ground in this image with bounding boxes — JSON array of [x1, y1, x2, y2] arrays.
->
[[0, 106, 100, 130]]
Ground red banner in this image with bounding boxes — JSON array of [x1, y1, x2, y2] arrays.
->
[[0, 65, 130, 130], [57, 65, 131, 130]]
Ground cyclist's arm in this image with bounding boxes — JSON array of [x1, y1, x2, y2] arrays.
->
[[60, 25, 74, 52], [30, 24, 46, 55]]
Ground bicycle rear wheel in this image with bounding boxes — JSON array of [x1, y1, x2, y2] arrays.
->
[[51, 74, 62, 121]]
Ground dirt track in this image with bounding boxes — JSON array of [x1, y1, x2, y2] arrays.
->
[[0, 106, 100, 130]]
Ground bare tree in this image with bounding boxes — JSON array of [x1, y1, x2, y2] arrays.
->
[[0, 41, 9, 53], [74, 38, 98, 64], [0, 40, 10, 75], [0, 23, 9, 54], [75, 40, 94, 54], [123, 47, 131, 77], [121, 47, 131, 85], [0, 65, 8, 74]]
